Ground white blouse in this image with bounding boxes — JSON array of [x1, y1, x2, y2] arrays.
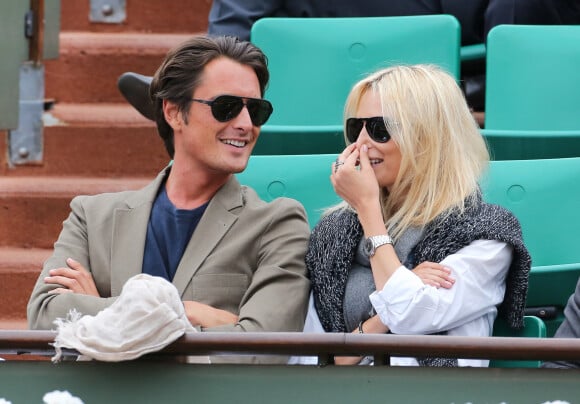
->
[[291, 239, 513, 367]]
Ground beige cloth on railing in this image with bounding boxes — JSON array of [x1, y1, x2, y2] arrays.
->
[[52, 273, 209, 363]]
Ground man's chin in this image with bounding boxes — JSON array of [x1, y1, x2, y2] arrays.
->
[[229, 160, 250, 174]]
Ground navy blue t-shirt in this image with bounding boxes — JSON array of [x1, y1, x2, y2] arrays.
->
[[142, 185, 208, 281]]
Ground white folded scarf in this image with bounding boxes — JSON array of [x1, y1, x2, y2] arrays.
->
[[52, 273, 209, 363]]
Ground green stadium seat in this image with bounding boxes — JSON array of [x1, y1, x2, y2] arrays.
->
[[483, 25, 580, 160], [254, 125, 344, 155], [236, 154, 340, 228], [491, 315, 547, 368], [482, 158, 580, 336], [483, 129, 580, 160], [250, 15, 461, 155]]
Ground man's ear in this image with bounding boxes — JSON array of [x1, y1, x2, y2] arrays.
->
[[163, 99, 182, 131]]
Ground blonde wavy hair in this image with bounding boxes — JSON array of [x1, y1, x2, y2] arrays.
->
[[338, 64, 489, 240]]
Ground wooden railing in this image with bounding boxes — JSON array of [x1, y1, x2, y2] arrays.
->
[[2, 330, 580, 364], [3, 330, 580, 403]]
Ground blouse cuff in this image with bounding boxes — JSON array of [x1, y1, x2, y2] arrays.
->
[[369, 265, 424, 322]]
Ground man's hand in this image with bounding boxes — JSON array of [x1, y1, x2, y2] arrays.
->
[[44, 258, 100, 296], [183, 300, 239, 328]]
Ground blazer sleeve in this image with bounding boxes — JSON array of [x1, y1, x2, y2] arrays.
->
[[27, 196, 117, 330], [206, 198, 310, 363]]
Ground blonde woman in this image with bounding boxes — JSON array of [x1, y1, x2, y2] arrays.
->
[[305, 64, 531, 367]]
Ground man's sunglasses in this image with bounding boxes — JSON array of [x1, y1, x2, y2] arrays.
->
[[346, 117, 391, 144], [191, 95, 273, 126]]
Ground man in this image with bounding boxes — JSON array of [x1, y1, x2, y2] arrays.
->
[[27, 36, 311, 363], [209, 0, 580, 46], [541, 277, 580, 369], [207, 0, 490, 46]]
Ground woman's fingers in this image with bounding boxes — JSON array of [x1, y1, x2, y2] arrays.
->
[[412, 262, 455, 289], [332, 144, 357, 173]]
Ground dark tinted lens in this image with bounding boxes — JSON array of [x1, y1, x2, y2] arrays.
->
[[366, 117, 390, 143], [211, 96, 244, 122], [346, 118, 364, 143], [246, 99, 273, 126]]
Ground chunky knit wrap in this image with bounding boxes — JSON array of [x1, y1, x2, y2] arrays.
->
[[306, 193, 531, 366]]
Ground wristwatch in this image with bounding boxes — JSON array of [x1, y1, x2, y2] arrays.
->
[[363, 234, 393, 258]]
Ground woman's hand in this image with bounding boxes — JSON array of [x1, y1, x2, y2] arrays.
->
[[331, 144, 381, 214], [334, 316, 389, 365], [412, 261, 455, 289]]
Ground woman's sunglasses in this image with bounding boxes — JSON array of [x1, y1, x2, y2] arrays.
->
[[346, 117, 391, 143], [191, 95, 273, 126]]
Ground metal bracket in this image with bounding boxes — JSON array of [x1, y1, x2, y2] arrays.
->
[[8, 63, 44, 166], [90, 0, 126, 24], [24, 9, 34, 38]]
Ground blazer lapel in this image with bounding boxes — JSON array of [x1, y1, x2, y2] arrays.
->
[[172, 176, 243, 296], [110, 168, 169, 295]]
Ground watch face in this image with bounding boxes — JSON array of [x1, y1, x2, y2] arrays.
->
[[363, 238, 374, 257]]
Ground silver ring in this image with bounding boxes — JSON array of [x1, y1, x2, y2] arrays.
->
[[334, 161, 344, 173]]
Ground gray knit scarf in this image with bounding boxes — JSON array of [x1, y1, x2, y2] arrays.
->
[[306, 192, 531, 367]]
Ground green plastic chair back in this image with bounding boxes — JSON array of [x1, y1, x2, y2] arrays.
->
[[482, 158, 580, 336], [483, 25, 580, 160], [250, 15, 460, 155], [490, 315, 547, 368], [254, 125, 346, 155], [236, 154, 340, 228], [482, 129, 580, 160], [485, 25, 580, 131]]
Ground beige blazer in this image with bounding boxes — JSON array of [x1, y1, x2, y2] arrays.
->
[[28, 167, 311, 342]]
